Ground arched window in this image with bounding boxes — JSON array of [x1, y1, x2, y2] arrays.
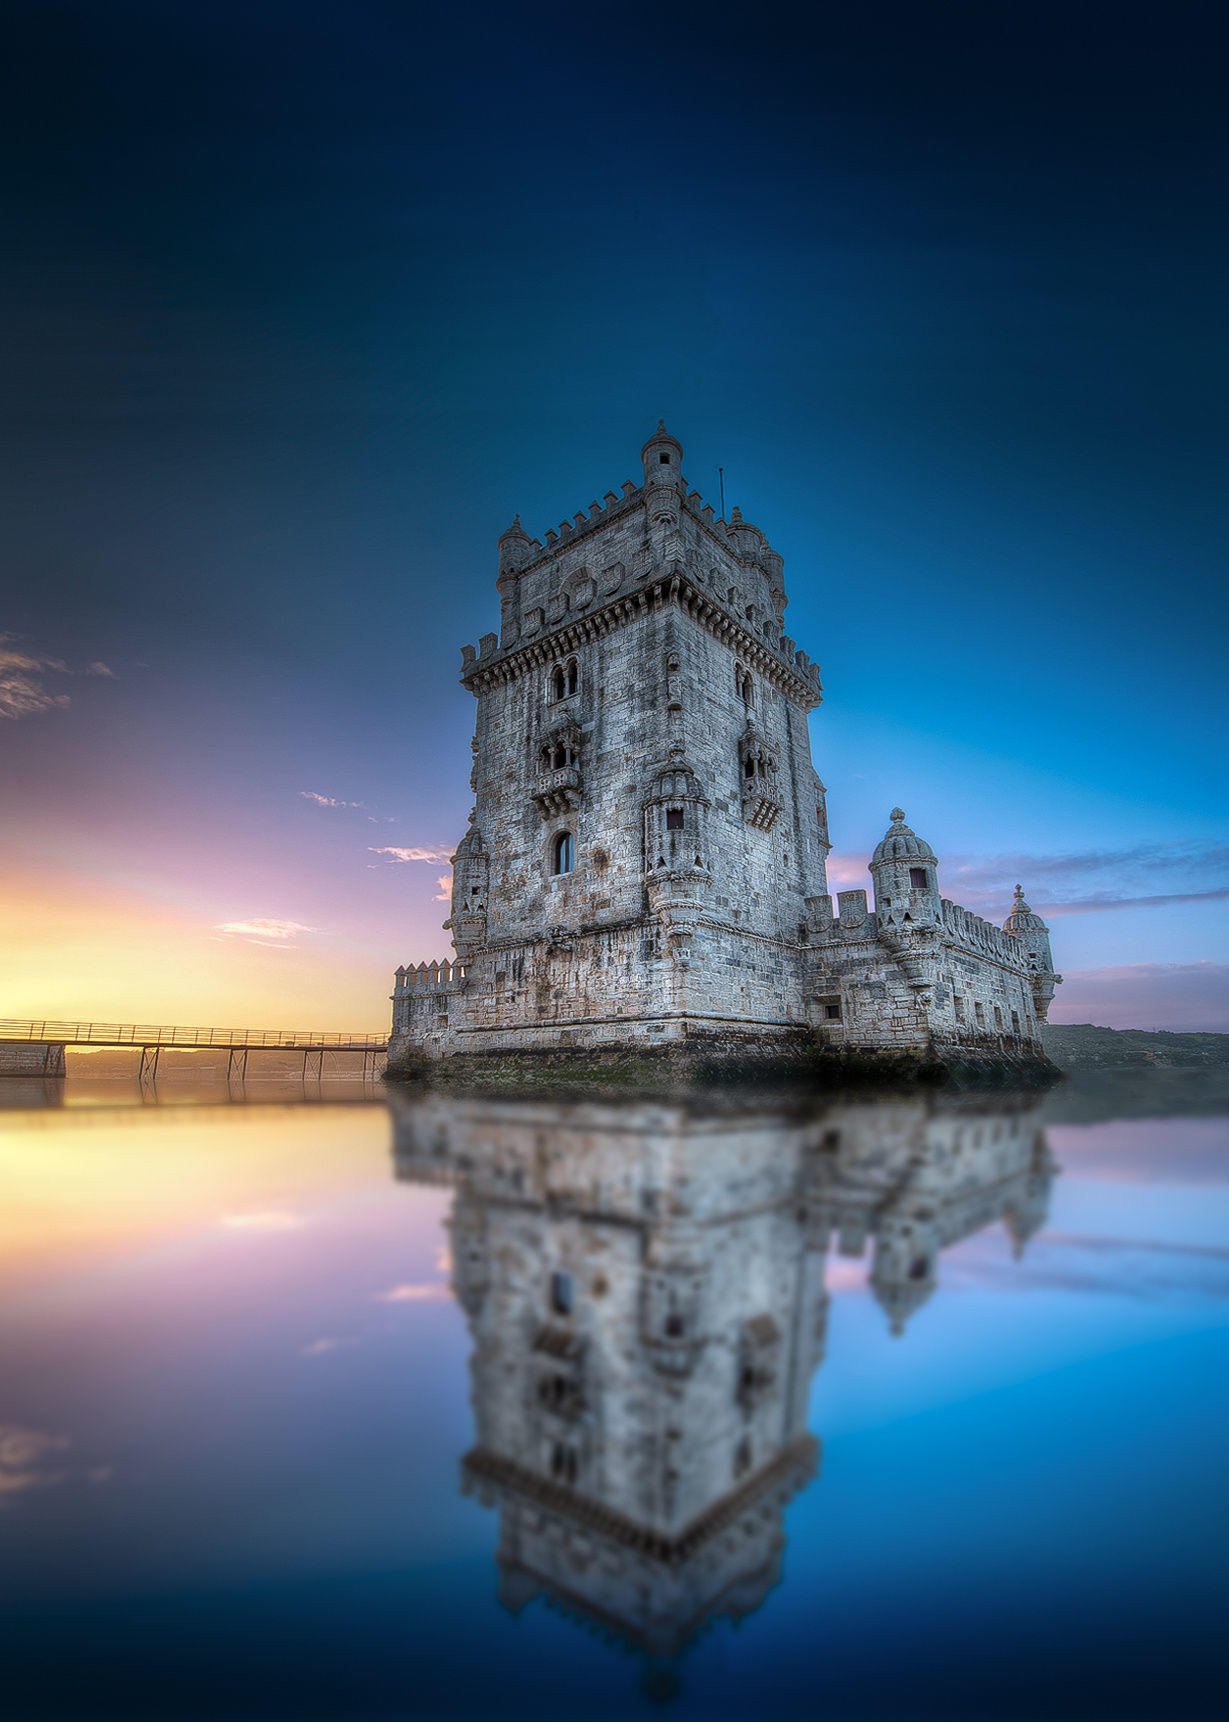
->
[[566, 658, 579, 696], [551, 665, 565, 702], [553, 831, 575, 875]]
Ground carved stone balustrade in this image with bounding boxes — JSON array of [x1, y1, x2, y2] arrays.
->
[[532, 764, 583, 818]]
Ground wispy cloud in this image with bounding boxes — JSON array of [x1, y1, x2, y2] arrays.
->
[[942, 840, 1229, 920], [0, 634, 121, 718], [300, 790, 366, 810], [300, 1335, 357, 1355], [434, 872, 452, 902], [372, 1282, 450, 1303], [368, 845, 454, 865], [0, 635, 70, 720], [221, 1210, 305, 1232], [945, 1229, 1229, 1302], [0, 1425, 70, 1502], [215, 917, 315, 948]]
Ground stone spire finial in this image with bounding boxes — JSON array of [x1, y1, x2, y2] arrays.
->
[[1013, 883, 1030, 911], [871, 807, 937, 869]]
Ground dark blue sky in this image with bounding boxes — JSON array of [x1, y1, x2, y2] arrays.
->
[[2, 1, 1226, 1028]]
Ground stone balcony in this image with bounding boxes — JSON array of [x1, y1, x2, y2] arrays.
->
[[742, 787, 781, 831], [532, 764, 583, 818]]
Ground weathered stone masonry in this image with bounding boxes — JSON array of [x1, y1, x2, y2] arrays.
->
[[389, 424, 1060, 1068]]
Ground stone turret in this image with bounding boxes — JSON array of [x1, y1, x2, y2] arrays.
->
[[869, 1215, 937, 1337], [870, 808, 943, 993], [496, 516, 534, 644], [1003, 885, 1061, 1022], [640, 419, 683, 495], [444, 815, 489, 964]]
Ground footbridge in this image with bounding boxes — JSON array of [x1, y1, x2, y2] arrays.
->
[[0, 1020, 387, 1081]]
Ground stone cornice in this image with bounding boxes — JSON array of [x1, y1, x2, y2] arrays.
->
[[462, 1433, 818, 1567], [463, 572, 822, 710]]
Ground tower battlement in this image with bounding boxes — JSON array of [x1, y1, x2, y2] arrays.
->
[[390, 424, 1059, 1077]]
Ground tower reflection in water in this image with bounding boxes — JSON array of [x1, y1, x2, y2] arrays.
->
[[389, 1088, 1054, 1700]]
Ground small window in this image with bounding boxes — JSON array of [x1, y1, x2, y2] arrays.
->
[[994, 1005, 1003, 1030], [659, 452, 671, 464], [566, 659, 578, 696], [552, 832, 574, 875], [665, 1312, 684, 1338], [550, 1271, 574, 1315], [550, 665, 565, 701], [825, 1002, 841, 1021], [909, 867, 928, 890], [666, 807, 684, 830], [1011, 1010, 1021, 1034]]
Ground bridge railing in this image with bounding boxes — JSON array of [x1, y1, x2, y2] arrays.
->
[[0, 1020, 387, 1050]]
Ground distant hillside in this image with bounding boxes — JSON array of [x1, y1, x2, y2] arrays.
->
[[1043, 1024, 1229, 1070]]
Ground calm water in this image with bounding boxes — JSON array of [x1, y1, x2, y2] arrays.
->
[[1, 1073, 1227, 1720]]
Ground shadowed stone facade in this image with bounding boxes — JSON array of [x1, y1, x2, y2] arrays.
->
[[389, 1088, 1055, 1695], [389, 425, 1060, 1072]]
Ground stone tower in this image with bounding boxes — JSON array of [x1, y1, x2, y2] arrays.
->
[[396, 422, 829, 1059], [390, 423, 1059, 1074]]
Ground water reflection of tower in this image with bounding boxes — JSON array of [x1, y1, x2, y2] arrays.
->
[[389, 1089, 1055, 1697]]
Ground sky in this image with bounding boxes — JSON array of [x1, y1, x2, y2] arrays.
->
[[1, 0, 1226, 1032]]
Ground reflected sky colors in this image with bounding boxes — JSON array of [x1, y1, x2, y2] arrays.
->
[[1, 1076, 1227, 1718], [2, 3, 1227, 1032]]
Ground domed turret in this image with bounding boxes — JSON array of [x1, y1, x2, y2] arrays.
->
[[445, 814, 489, 964], [869, 808, 941, 938], [1003, 883, 1044, 935], [641, 420, 684, 494], [870, 1220, 937, 1337], [497, 514, 533, 577], [871, 807, 937, 869], [496, 516, 534, 643], [1003, 885, 1061, 1023]]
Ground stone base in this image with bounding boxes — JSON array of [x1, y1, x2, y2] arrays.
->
[[385, 1027, 1061, 1097]]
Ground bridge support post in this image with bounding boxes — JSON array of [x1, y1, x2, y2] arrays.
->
[[138, 1046, 160, 1085], [0, 1043, 67, 1077], [303, 1047, 324, 1081], [227, 1048, 248, 1083]]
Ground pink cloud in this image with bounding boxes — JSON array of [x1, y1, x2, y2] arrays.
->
[[372, 1282, 450, 1303], [369, 845, 453, 864]]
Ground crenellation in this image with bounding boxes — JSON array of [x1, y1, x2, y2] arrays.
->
[[389, 424, 1058, 1072]]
